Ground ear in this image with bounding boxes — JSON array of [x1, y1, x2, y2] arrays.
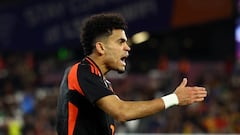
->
[[95, 42, 105, 55]]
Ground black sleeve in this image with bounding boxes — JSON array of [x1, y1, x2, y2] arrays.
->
[[77, 65, 114, 104]]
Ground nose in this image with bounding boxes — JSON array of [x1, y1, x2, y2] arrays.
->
[[124, 43, 131, 51]]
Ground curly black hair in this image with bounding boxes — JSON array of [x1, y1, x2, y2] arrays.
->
[[80, 13, 127, 56]]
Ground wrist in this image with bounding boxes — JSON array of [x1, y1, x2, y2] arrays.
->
[[162, 93, 179, 109]]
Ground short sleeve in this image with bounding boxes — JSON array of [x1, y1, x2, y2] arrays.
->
[[77, 65, 114, 104]]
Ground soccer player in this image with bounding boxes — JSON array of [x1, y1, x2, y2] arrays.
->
[[56, 13, 207, 135]]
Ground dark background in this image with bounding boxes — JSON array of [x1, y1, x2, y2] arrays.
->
[[0, 0, 236, 62]]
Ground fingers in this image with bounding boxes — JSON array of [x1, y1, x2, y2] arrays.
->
[[176, 78, 207, 105], [192, 88, 207, 102], [179, 78, 188, 88], [193, 86, 206, 91], [192, 87, 207, 96], [195, 98, 205, 102]]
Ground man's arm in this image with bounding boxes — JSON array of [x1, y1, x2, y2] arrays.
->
[[96, 78, 207, 123]]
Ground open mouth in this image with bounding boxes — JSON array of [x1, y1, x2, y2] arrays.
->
[[120, 56, 128, 66], [121, 56, 126, 61]]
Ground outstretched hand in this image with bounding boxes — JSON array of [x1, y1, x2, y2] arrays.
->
[[174, 78, 207, 106]]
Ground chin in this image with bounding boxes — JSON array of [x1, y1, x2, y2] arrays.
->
[[117, 70, 125, 74], [116, 67, 126, 74]]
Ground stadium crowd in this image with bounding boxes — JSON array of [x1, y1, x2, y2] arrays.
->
[[0, 51, 239, 135]]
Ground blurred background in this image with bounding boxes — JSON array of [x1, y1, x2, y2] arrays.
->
[[0, 0, 240, 134]]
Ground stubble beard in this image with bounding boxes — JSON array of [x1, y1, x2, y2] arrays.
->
[[117, 66, 126, 74], [117, 70, 125, 74]]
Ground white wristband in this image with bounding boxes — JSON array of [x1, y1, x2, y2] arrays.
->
[[162, 93, 179, 109]]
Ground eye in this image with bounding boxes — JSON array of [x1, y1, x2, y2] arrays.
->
[[119, 39, 124, 43], [119, 39, 127, 45]]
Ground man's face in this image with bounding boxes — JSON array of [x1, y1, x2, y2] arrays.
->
[[103, 29, 130, 73]]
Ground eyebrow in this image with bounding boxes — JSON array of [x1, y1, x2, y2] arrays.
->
[[118, 38, 127, 43]]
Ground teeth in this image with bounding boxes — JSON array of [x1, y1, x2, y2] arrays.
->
[[121, 56, 127, 66], [121, 60, 126, 66]]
